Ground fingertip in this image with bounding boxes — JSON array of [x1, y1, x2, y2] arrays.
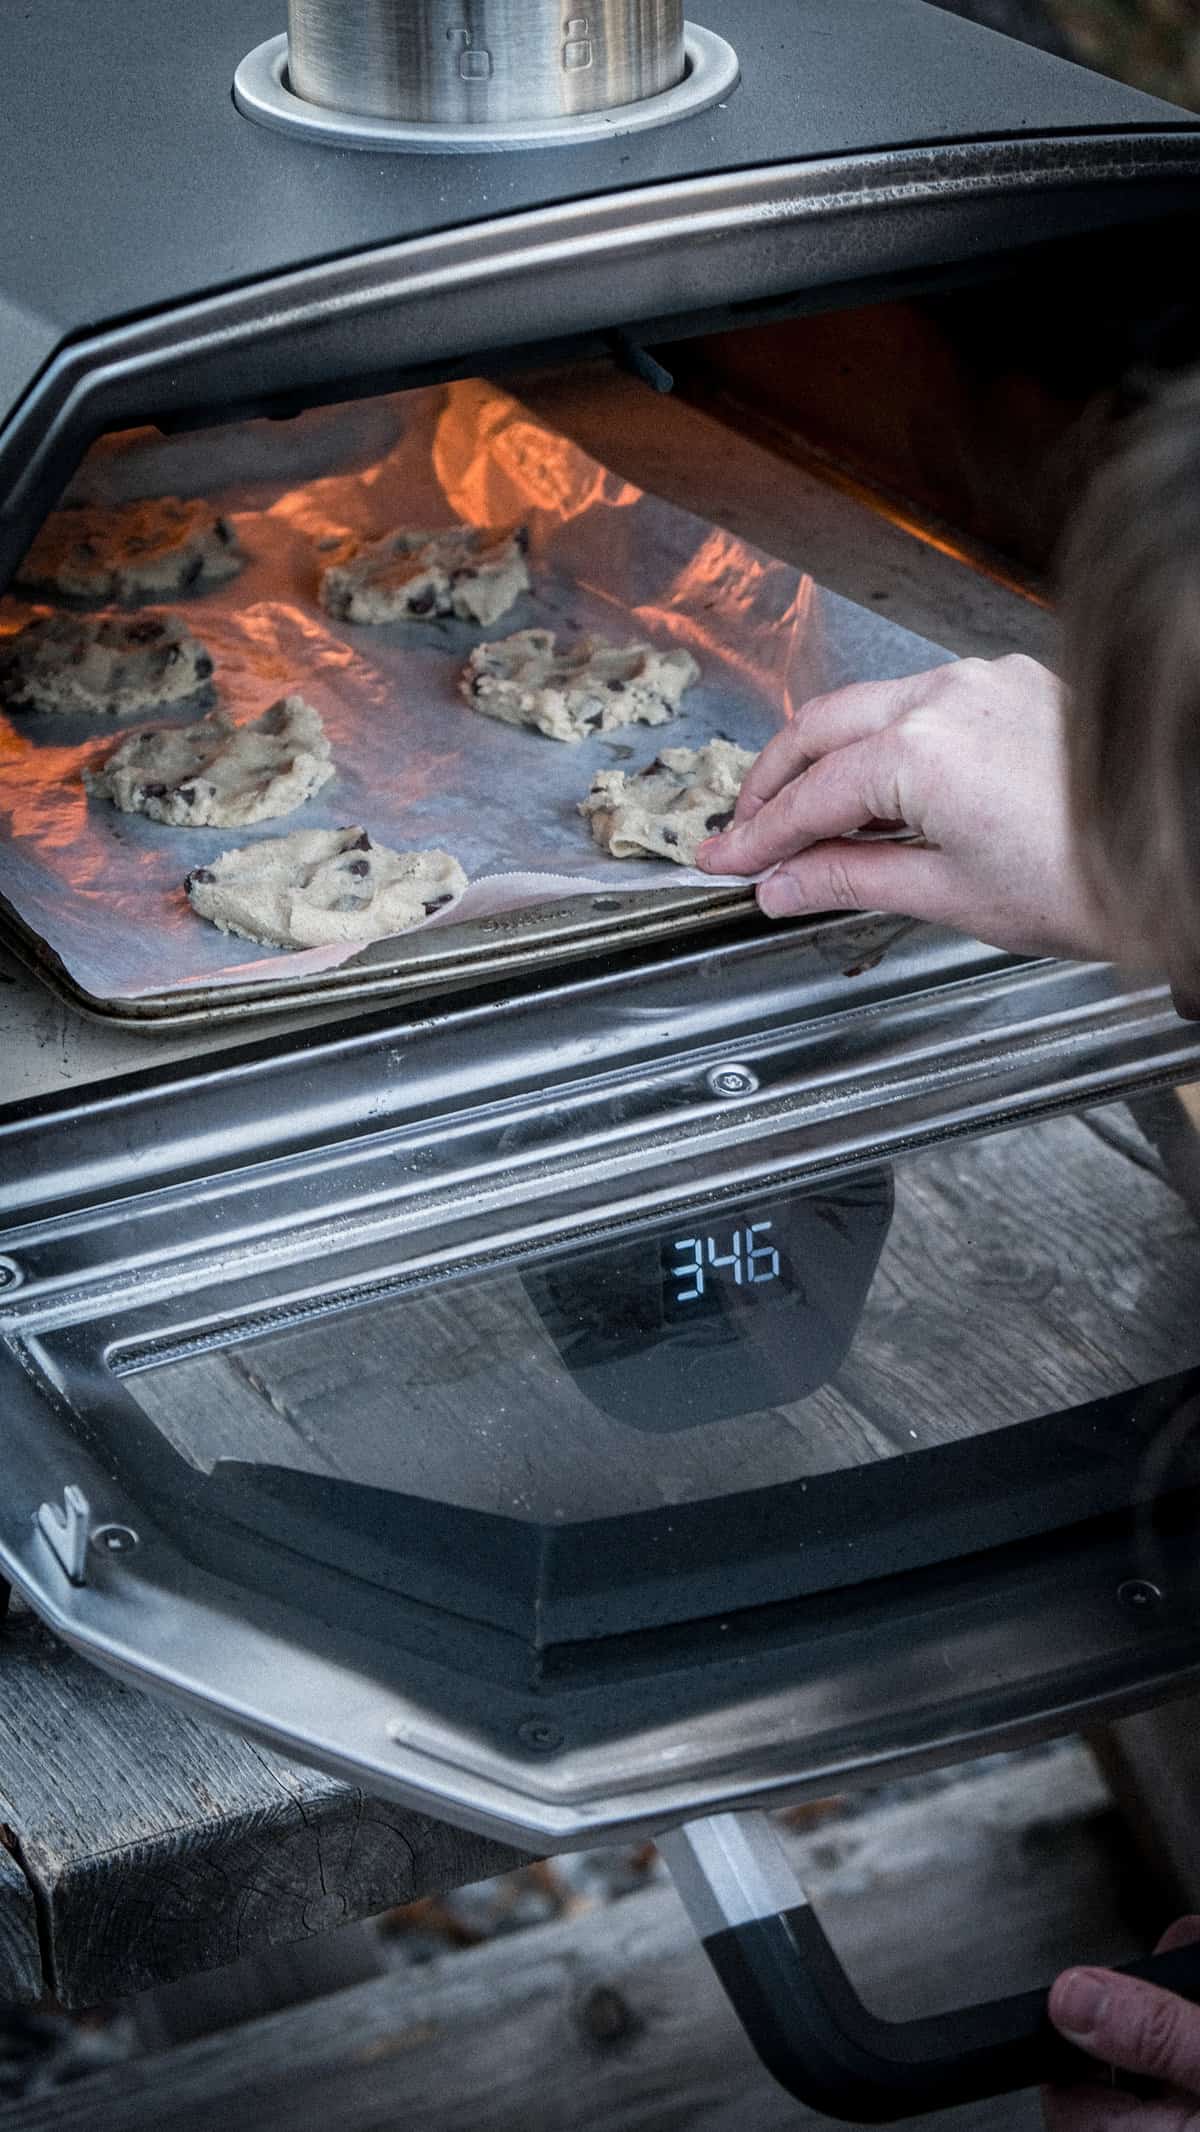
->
[[757, 872, 802, 919], [1048, 1969, 1110, 2043], [1157, 1915, 1200, 1955]]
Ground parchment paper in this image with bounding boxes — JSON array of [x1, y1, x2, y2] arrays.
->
[[0, 379, 952, 999]]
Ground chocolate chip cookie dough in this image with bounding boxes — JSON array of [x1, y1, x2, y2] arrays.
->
[[16, 497, 245, 605], [85, 696, 334, 827], [580, 738, 756, 864], [0, 612, 215, 717], [319, 525, 529, 628], [461, 628, 700, 743], [186, 828, 467, 949]]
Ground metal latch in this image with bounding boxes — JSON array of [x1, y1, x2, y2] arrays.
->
[[35, 1485, 91, 1587]]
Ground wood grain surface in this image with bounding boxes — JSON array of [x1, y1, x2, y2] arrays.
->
[[0, 1836, 41, 2009], [0, 1604, 520, 2011], [0, 1752, 1139, 2132]]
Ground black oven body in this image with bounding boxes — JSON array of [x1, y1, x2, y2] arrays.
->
[[5, 2, 1200, 2117]]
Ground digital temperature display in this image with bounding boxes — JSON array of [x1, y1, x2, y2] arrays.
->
[[520, 1174, 893, 1430], [662, 1222, 784, 1321]]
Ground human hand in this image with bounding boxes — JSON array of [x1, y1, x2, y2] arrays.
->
[[1043, 1919, 1200, 2130], [697, 654, 1145, 964]]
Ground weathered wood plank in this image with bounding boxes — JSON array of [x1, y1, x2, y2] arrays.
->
[[0, 1838, 41, 2009], [0, 1605, 521, 2010], [0, 1751, 1139, 2132]]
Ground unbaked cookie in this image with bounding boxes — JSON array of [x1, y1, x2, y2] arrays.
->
[[461, 629, 700, 743], [16, 497, 245, 605], [580, 738, 756, 865], [185, 827, 467, 950], [0, 612, 215, 717], [85, 696, 334, 828], [318, 525, 529, 628]]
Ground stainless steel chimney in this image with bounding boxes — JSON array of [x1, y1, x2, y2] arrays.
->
[[286, 0, 686, 123]]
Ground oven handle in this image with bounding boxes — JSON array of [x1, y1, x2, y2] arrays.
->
[[660, 1811, 1200, 2123]]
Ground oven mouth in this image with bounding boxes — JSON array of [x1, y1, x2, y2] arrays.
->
[[233, 23, 739, 153]]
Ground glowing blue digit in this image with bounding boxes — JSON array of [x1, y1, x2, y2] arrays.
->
[[673, 1238, 704, 1302], [747, 1220, 781, 1283], [707, 1229, 744, 1284]]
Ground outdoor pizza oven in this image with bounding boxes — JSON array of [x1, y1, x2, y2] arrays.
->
[[4, 2, 1200, 2120]]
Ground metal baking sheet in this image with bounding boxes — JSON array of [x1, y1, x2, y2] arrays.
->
[[0, 379, 952, 1026]]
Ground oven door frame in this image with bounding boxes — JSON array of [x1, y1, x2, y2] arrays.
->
[[4, 923, 1200, 1847]]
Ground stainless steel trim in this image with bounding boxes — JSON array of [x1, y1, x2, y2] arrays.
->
[[661, 1813, 807, 1937], [2, 1369, 1199, 1850], [286, 0, 685, 124], [235, 24, 737, 150]]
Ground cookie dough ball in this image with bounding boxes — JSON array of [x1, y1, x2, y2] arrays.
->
[[580, 738, 756, 864], [319, 525, 529, 628], [0, 611, 215, 717], [85, 695, 334, 828], [461, 628, 700, 743], [186, 827, 467, 949], [15, 497, 245, 605]]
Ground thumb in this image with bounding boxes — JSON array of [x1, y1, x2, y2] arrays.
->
[[1050, 1966, 1200, 2092], [757, 839, 951, 926], [1158, 1919, 1200, 1957]]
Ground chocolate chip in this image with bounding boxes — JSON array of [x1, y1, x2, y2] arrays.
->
[[586, 711, 605, 729], [164, 645, 182, 666], [638, 760, 662, 778], [705, 808, 734, 832], [423, 894, 453, 914], [127, 618, 164, 644], [214, 518, 235, 546], [344, 857, 369, 877], [140, 782, 168, 798], [181, 555, 204, 588], [514, 525, 530, 554], [194, 654, 213, 678], [661, 829, 679, 847], [187, 866, 215, 886], [177, 785, 196, 805], [606, 679, 626, 693], [348, 830, 372, 850], [406, 589, 436, 616]]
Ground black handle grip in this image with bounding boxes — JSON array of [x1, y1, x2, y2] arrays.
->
[[703, 1903, 1200, 2123]]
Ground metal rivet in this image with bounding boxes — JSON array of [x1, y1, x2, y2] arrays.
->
[[91, 1524, 139, 1557], [1118, 1578, 1163, 1611], [516, 1716, 564, 1754], [0, 1258, 23, 1293], [706, 1064, 759, 1097]]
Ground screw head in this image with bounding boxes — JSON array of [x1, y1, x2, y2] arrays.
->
[[91, 1524, 138, 1557], [1118, 1577, 1163, 1612], [0, 1257, 23, 1293], [706, 1063, 759, 1098], [516, 1716, 565, 1755]]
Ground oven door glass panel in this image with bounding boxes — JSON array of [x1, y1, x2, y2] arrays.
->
[[122, 1107, 1200, 1514]]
